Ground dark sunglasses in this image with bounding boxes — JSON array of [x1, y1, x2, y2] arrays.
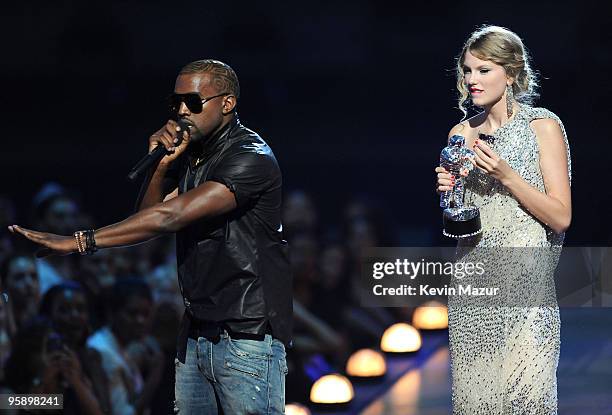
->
[[167, 92, 230, 114]]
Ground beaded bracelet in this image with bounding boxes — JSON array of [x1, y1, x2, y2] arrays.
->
[[73, 231, 87, 255], [84, 229, 98, 255], [73, 230, 97, 255]]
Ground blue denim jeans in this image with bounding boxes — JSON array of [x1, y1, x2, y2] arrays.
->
[[174, 330, 288, 414]]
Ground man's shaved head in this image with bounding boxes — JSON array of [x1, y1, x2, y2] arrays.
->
[[179, 59, 240, 99]]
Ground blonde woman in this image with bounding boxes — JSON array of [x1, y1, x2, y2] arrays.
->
[[436, 26, 571, 414]]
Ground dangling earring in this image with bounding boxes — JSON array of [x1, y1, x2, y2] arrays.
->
[[506, 84, 514, 118]]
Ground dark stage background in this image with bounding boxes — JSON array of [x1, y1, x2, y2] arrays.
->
[[2, 0, 609, 245]]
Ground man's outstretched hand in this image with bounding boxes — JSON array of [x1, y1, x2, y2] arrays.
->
[[7, 225, 77, 257]]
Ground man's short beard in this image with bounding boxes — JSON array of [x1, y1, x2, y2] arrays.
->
[[186, 126, 204, 143]]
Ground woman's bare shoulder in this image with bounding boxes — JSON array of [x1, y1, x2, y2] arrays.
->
[[449, 115, 481, 137], [448, 122, 466, 138]]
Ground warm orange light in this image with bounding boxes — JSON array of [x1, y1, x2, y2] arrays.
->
[[380, 323, 422, 353], [345, 348, 387, 377], [285, 402, 312, 415], [412, 300, 448, 330], [309, 374, 354, 404]]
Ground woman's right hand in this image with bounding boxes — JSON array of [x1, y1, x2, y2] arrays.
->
[[34, 351, 63, 393], [58, 347, 85, 387], [435, 166, 455, 194], [148, 120, 191, 166]]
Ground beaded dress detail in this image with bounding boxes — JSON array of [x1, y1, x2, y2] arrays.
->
[[448, 106, 571, 414]]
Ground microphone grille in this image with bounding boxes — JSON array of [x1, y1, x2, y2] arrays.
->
[[176, 119, 190, 133]]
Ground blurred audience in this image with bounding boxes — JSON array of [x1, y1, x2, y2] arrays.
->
[[87, 278, 163, 415], [282, 190, 319, 239], [283, 191, 404, 403], [0, 196, 16, 265], [31, 183, 84, 294], [0, 183, 406, 410], [39, 281, 111, 413], [4, 317, 106, 414], [0, 293, 11, 382], [0, 252, 40, 336]]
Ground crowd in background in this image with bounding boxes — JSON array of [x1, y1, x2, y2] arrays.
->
[[0, 183, 409, 414]]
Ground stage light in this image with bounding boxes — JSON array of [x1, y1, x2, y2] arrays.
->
[[412, 300, 448, 330], [380, 323, 422, 353], [285, 402, 312, 415], [309, 373, 354, 404], [345, 348, 387, 377]]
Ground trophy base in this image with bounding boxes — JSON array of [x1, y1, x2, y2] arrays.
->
[[442, 206, 482, 239]]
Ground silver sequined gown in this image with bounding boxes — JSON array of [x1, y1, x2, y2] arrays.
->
[[448, 106, 571, 414]]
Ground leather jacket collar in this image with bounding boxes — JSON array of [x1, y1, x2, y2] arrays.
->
[[187, 116, 240, 168]]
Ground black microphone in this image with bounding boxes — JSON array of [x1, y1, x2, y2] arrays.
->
[[127, 120, 190, 181]]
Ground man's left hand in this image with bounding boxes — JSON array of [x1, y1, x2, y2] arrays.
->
[[8, 225, 76, 257]]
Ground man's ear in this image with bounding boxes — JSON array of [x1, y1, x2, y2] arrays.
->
[[222, 95, 237, 115]]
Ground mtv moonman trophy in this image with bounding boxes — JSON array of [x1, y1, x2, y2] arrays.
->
[[439, 135, 482, 238]]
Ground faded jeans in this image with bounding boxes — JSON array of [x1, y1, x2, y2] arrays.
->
[[174, 330, 288, 414]]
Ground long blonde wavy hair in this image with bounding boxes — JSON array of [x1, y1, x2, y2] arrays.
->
[[456, 25, 539, 118]]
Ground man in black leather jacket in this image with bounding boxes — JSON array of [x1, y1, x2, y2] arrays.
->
[[9, 59, 292, 415]]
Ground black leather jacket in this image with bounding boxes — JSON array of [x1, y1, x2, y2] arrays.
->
[[164, 117, 292, 362]]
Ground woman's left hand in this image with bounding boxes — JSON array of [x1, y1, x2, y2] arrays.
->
[[7, 225, 76, 257], [471, 140, 515, 182]]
